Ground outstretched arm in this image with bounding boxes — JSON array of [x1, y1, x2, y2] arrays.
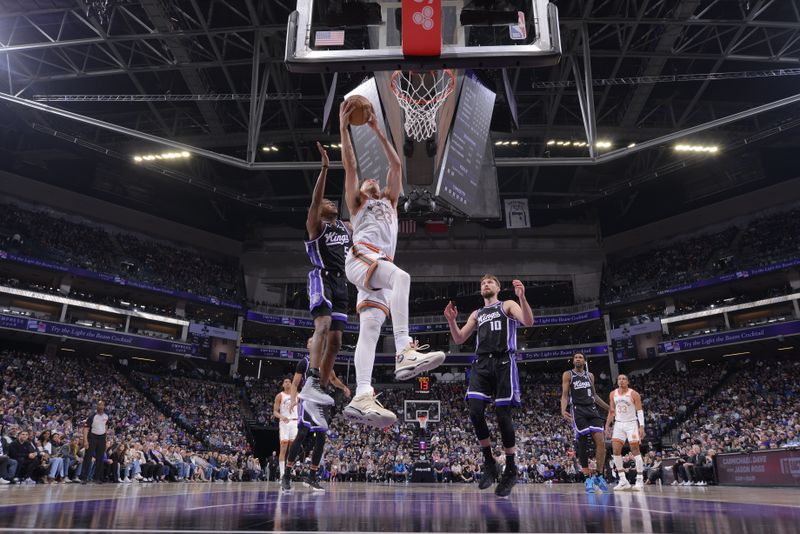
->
[[605, 391, 615, 433], [444, 302, 477, 345], [503, 280, 534, 327], [307, 142, 330, 239], [366, 112, 402, 207], [340, 101, 360, 216]]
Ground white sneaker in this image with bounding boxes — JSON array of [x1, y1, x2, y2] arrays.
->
[[344, 392, 397, 428], [134, 474, 143, 481], [680, 481, 689, 486], [394, 341, 446, 380], [123, 478, 131, 483], [298, 376, 335, 406], [634, 476, 645, 491], [697, 481, 706, 486], [670, 480, 679, 486], [614, 479, 632, 491], [0, 478, 9, 485], [24, 478, 36, 485]]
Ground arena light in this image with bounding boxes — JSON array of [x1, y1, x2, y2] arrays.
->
[[133, 151, 191, 163], [60, 347, 75, 352], [132, 357, 156, 362], [674, 144, 720, 153], [691, 359, 704, 362], [99, 353, 113, 357], [595, 141, 613, 149], [723, 351, 750, 357], [261, 146, 279, 152], [628, 143, 636, 148], [778, 346, 794, 351]]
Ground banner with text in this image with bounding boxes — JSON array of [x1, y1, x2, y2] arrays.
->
[[659, 320, 800, 354], [716, 449, 800, 487], [0, 313, 198, 356]]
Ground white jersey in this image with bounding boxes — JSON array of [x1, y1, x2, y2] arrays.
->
[[278, 392, 297, 420], [613, 388, 638, 423], [351, 197, 397, 259]]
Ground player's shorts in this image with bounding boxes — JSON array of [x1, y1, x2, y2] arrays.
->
[[612, 420, 641, 443], [345, 243, 392, 317], [297, 400, 328, 433], [465, 352, 521, 407], [307, 268, 349, 330], [279, 419, 298, 442], [571, 404, 605, 438]]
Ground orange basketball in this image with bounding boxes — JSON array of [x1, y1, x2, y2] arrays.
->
[[346, 95, 373, 126]]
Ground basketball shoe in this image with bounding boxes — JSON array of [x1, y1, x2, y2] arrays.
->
[[495, 467, 518, 497], [298, 375, 334, 406], [394, 341, 446, 380], [614, 477, 632, 491], [304, 472, 326, 492], [634, 475, 645, 490], [344, 392, 397, 428], [593, 474, 609, 492], [301, 400, 329, 431], [478, 462, 499, 490], [280, 472, 292, 493]]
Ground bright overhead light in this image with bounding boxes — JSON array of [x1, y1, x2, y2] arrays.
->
[[60, 347, 75, 352], [595, 141, 613, 149], [262, 146, 279, 152], [674, 144, 720, 153], [547, 140, 556, 146], [723, 351, 750, 357], [628, 143, 636, 148], [133, 151, 190, 163], [778, 346, 794, 351]]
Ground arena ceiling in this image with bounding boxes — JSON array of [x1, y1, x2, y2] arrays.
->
[[0, 0, 799, 238]]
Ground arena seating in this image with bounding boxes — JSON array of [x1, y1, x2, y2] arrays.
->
[[0, 202, 239, 301], [604, 205, 800, 302]]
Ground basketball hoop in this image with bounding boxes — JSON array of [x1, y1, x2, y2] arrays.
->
[[390, 70, 455, 142], [416, 410, 429, 430]]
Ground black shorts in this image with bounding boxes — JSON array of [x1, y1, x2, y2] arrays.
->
[[307, 268, 348, 330], [571, 404, 605, 437], [465, 352, 521, 407]]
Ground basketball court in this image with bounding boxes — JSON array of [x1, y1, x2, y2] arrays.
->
[[1, 483, 798, 533]]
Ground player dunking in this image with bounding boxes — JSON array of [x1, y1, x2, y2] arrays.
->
[[339, 99, 445, 427], [282, 339, 351, 493], [273, 378, 297, 479], [444, 274, 534, 497], [298, 142, 353, 421], [605, 374, 646, 490], [560, 353, 611, 493]]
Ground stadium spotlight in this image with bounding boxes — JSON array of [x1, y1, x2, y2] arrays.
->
[[132, 151, 191, 163], [674, 144, 720, 153], [595, 141, 613, 149]]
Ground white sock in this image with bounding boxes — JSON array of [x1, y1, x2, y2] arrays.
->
[[634, 455, 644, 475], [370, 262, 412, 352], [613, 455, 624, 477], [354, 307, 385, 397], [279, 463, 285, 478]]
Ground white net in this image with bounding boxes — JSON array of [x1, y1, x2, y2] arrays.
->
[[391, 70, 455, 142]]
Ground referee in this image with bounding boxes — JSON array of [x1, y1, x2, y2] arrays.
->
[[80, 400, 109, 484]]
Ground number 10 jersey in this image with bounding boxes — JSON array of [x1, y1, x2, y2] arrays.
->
[[475, 301, 518, 355]]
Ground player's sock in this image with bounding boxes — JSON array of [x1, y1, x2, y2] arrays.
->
[[634, 454, 644, 475], [613, 455, 624, 474], [481, 446, 495, 465], [279, 462, 285, 478], [505, 454, 516, 472], [354, 307, 384, 397], [387, 269, 412, 352]]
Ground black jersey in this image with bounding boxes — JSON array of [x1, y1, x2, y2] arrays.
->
[[568, 369, 596, 408], [474, 301, 518, 355], [294, 356, 310, 387], [305, 220, 352, 273]]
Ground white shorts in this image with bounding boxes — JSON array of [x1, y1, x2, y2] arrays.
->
[[346, 243, 392, 317], [279, 420, 298, 442], [612, 420, 641, 443]]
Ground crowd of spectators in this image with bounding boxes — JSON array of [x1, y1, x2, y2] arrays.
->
[[0, 350, 256, 485], [0, 202, 238, 301], [131, 373, 249, 453], [604, 204, 800, 303], [675, 357, 800, 453]]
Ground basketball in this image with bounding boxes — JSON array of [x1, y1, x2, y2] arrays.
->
[[346, 95, 373, 126]]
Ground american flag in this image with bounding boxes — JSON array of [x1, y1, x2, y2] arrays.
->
[[315, 30, 345, 47], [399, 220, 417, 234]]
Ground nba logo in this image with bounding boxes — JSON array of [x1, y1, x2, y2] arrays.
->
[[510, 11, 527, 40]]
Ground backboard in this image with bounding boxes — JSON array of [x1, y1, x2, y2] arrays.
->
[[403, 399, 441, 423], [285, 0, 561, 73]]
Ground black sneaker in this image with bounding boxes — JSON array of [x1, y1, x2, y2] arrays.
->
[[280, 473, 292, 493], [305, 473, 325, 492], [478, 462, 500, 490], [495, 468, 518, 498]]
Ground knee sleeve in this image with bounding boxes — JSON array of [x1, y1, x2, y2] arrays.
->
[[311, 432, 326, 467], [468, 398, 491, 441], [576, 435, 590, 468], [495, 405, 516, 449]]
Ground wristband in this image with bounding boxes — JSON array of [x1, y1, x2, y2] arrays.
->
[[637, 410, 645, 427]]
